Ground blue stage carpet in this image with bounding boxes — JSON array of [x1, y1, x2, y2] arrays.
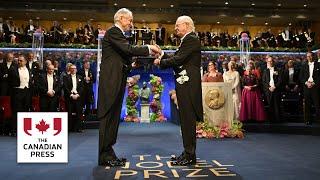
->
[[0, 122, 320, 180]]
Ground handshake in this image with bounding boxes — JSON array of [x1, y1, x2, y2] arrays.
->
[[149, 44, 163, 66], [131, 44, 163, 68]]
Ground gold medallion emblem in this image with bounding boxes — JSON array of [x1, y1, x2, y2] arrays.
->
[[205, 89, 225, 110]]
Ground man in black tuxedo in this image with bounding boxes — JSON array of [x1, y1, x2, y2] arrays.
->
[[0, 52, 16, 96], [299, 52, 320, 125], [26, 52, 41, 96], [262, 56, 283, 122], [39, 65, 60, 112], [24, 19, 36, 43], [97, 8, 160, 167], [79, 60, 95, 115], [282, 60, 301, 115], [154, 15, 203, 166], [155, 23, 166, 46], [8, 55, 32, 135], [63, 65, 83, 132]]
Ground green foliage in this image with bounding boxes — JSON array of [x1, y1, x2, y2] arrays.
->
[[0, 42, 315, 52]]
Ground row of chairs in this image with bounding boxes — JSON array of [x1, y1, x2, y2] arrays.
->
[[0, 96, 68, 135]]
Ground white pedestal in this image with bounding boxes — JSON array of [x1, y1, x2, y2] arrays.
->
[[140, 104, 150, 123], [202, 82, 234, 127]]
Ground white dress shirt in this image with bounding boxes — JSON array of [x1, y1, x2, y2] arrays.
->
[[71, 74, 78, 94], [18, 67, 29, 89], [269, 67, 275, 87], [28, 61, 33, 69], [47, 74, 54, 92], [85, 69, 89, 78], [7, 61, 12, 69], [288, 68, 294, 84], [308, 62, 314, 83]]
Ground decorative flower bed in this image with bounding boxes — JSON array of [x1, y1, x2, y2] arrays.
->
[[196, 120, 244, 139]]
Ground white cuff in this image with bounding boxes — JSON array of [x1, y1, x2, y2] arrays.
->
[[159, 51, 164, 59], [147, 45, 152, 55]]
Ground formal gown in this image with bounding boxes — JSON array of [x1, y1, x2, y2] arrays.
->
[[223, 71, 241, 120], [202, 72, 224, 82], [239, 71, 266, 122]]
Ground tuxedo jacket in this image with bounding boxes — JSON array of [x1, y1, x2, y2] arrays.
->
[[299, 61, 320, 89], [0, 61, 17, 95], [283, 68, 300, 85], [79, 69, 96, 86], [8, 66, 33, 89], [262, 67, 283, 92], [38, 73, 61, 97], [160, 32, 203, 121], [0, 61, 17, 83], [63, 74, 83, 98], [97, 25, 149, 119]]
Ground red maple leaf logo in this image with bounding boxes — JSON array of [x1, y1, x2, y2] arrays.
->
[[36, 119, 50, 134]]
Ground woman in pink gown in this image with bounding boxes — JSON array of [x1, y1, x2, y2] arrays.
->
[[239, 61, 266, 122], [202, 61, 224, 82]]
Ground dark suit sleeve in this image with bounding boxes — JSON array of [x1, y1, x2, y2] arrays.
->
[[54, 76, 61, 95], [160, 36, 199, 69], [299, 65, 306, 85], [106, 27, 149, 57], [275, 69, 283, 88], [77, 75, 84, 96], [262, 70, 269, 91], [63, 76, 71, 97], [283, 70, 289, 86], [91, 70, 96, 83], [38, 75, 48, 95]]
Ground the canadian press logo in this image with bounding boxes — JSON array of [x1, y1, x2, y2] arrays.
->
[[17, 112, 68, 163]]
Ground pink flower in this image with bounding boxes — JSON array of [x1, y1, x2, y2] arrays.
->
[[202, 131, 207, 138]]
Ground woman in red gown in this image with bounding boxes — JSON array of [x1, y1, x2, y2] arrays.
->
[[239, 60, 266, 122]]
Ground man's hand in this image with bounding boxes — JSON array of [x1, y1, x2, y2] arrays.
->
[[306, 81, 314, 88], [244, 86, 251, 90], [154, 58, 161, 66], [269, 86, 276, 92], [47, 91, 54, 97], [131, 61, 138, 68], [149, 44, 162, 55]]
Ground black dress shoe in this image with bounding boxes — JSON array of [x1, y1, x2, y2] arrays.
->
[[99, 158, 125, 167], [99, 157, 127, 167], [171, 157, 196, 166], [171, 152, 185, 161], [99, 153, 127, 166], [305, 121, 312, 125]]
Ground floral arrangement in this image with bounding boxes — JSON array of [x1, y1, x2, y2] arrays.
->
[[124, 75, 140, 122], [196, 113, 244, 139], [149, 74, 166, 122]]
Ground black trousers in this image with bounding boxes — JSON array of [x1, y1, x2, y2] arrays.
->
[[304, 87, 320, 123], [40, 95, 59, 112], [11, 88, 31, 132], [176, 84, 197, 157], [82, 84, 93, 114], [98, 74, 127, 161], [265, 90, 281, 122], [67, 97, 83, 131]]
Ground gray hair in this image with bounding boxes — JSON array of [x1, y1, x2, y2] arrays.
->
[[177, 15, 195, 32], [114, 8, 132, 23]]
